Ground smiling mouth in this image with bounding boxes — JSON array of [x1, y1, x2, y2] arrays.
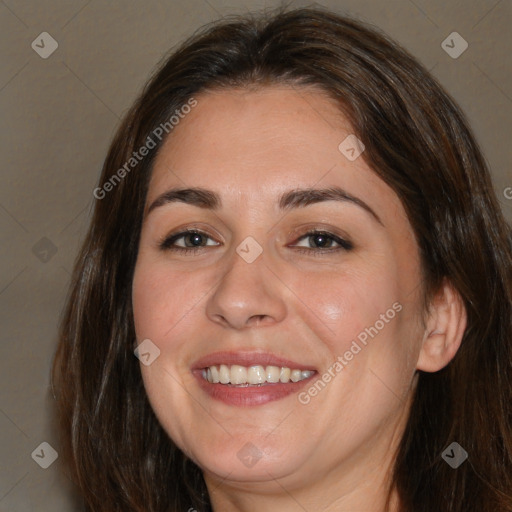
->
[[201, 364, 316, 386]]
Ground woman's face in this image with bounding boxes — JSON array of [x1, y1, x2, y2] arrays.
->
[[132, 85, 426, 497]]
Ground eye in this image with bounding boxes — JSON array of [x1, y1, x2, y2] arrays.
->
[[158, 229, 219, 253], [292, 230, 353, 253], [157, 228, 353, 255]]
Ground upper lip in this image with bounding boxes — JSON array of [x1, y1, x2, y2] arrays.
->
[[191, 351, 317, 372]]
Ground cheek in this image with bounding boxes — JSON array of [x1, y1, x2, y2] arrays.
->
[[132, 260, 205, 448], [287, 262, 402, 354], [132, 258, 206, 340], [295, 261, 419, 407]]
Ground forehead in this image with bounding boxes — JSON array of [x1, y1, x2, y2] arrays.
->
[[147, 85, 403, 222]]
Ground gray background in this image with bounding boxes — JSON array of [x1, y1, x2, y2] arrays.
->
[[1, 0, 511, 510]]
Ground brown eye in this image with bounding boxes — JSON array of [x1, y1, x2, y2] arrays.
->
[[293, 230, 353, 252], [159, 230, 219, 251]]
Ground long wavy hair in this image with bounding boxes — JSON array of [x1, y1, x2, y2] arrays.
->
[[51, 6, 512, 511]]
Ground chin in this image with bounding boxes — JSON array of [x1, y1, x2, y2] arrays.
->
[[190, 434, 309, 483]]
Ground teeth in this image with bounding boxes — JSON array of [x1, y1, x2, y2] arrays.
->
[[210, 365, 220, 383], [230, 365, 247, 385], [219, 364, 230, 384], [279, 367, 291, 383], [266, 366, 280, 383], [247, 365, 265, 384], [290, 369, 302, 382], [202, 364, 315, 385]]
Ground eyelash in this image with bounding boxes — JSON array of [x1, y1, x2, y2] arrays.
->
[[158, 229, 353, 255]]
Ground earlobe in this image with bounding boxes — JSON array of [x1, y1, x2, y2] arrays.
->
[[416, 279, 467, 373]]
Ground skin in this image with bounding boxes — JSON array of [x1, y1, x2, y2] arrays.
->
[[132, 85, 467, 511]]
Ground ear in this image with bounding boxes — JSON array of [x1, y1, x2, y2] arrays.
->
[[416, 278, 467, 372]]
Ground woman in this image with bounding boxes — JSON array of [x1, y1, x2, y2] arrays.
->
[[52, 7, 512, 512]]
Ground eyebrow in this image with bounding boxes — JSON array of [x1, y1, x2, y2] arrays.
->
[[146, 186, 383, 225]]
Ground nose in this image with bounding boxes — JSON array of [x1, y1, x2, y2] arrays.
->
[[205, 249, 287, 329]]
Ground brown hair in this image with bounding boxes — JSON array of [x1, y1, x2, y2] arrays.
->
[[52, 6, 512, 511]]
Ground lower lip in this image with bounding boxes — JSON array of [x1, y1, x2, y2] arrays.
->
[[192, 370, 317, 407]]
